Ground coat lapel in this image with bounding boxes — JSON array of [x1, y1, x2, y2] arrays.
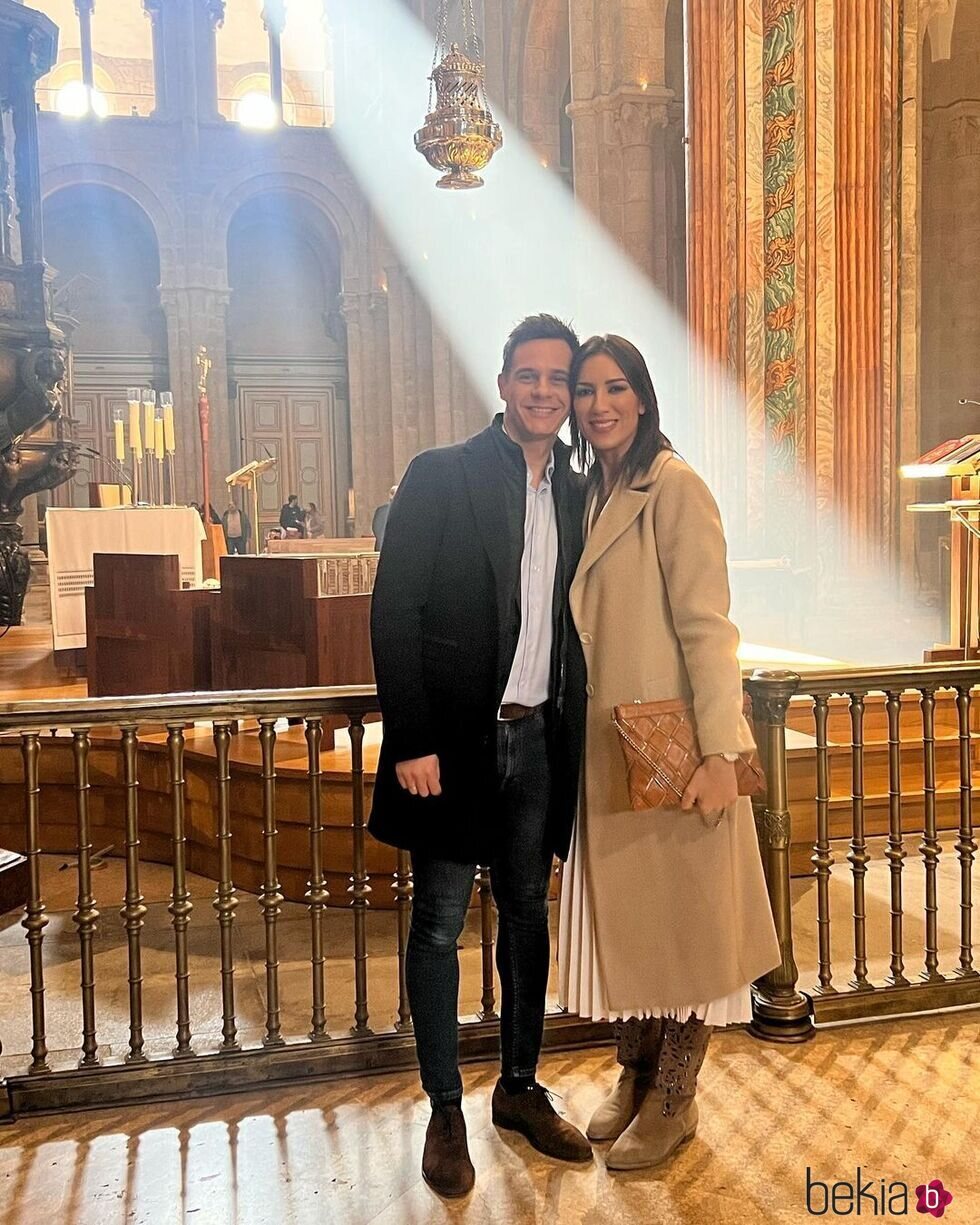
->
[[572, 486, 649, 593], [460, 430, 524, 629]]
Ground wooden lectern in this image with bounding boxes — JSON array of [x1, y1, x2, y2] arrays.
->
[[904, 435, 980, 661], [226, 457, 276, 554]]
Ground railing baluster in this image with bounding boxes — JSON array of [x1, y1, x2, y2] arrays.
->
[[167, 723, 194, 1057], [477, 865, 497, 1020], [348, 715, 372, 1035], [72, 728, 100, 1066], [394, 850, 413, 1032], [884, 691, 908, 986], [919, 688, 943, 981], [21, 732, 49, 1074], [212, 721, 240, 1051], [955, 685, 977, 977], [305, 717, 330, 1041], [259, 718, 284, 1047], [120, 725, 147, 1062], [810, 696, 835, 993], [745, 671, 813, 1042], [847, 694, 871, 990]]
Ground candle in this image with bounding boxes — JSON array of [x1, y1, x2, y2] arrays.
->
[[114, 417, 125, 463], [161, 394, 176, 453], [154, 415, 165, 461], [128, 400, 143, 459], [143, 395, 155, 454], [347, 488, 355, 519]]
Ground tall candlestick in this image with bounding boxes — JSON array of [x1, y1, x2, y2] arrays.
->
[[127, 396, 142, 460], [113, 416, 125, 463], [154, 415, 165, 461], [161, 392, 176, 453], [142, 389, 156, 458]]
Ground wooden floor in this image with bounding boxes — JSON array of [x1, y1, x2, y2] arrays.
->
[[1, 1011, 977, 1224]]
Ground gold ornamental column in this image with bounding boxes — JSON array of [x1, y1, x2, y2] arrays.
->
[[833, 0, 886, 567], [685, 0, 742, 491]]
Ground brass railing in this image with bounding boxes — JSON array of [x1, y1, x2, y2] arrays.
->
[[0, 666, 978, 1117], [746, 665, 980, 1033]]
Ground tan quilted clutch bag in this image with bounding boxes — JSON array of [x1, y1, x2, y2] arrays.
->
[[611, 697, 766, 811]]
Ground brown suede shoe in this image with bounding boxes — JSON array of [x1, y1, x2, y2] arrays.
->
[[421, 1103, 475, 1198], [491, 1081, 592, 1163]]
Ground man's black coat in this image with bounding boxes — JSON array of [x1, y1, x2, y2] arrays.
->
[[368, 416, 587, 865]]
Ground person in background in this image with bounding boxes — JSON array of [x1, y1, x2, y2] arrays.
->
[[222, 499, 250, 554], [306, 502, 326, 538], [279, 493, 306, 536], [372, 485, 398, 550]]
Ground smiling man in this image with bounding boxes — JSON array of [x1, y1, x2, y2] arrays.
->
[[369, 314, 590, 1196]]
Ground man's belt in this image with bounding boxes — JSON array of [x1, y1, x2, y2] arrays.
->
[[497, 701, 547, 722]]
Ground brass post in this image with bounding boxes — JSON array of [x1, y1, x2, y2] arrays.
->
[[745, 671, 813, 1041], [810, 696, 835, 994], [477, 865, 497, 1020], [884, 692, 909, 986], [21, 732, 49, 1073], [72, 729, 100, 1066], [954, 686, 977, 977], [305, 718, 330, 1041], [212, 722, 240, 1050], [393, 850, 413, 1032], [120, 725, 147, 1062], [348, 716, 372, 1035], [259, 718, 284, 1047], [847, 694, 871, 990], [919, 688, 943, 981], [167, 724, 195, 1057]]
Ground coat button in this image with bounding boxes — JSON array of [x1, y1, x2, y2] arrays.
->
[[580, 632, 593, 644], [585, 683, 595, 697]]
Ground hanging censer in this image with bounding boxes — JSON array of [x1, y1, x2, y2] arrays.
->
[[414, 0, 502, 189]]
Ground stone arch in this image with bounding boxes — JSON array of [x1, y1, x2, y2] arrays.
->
[[40, 163, 176, 280], [508, 0, 570, 168], [209, 170, 363, 283]]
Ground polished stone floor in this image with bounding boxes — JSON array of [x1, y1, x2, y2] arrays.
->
[[1, 847, 978, 1221], [0, 1010, 977, 1224]]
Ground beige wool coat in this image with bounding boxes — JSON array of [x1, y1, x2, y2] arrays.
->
[[566, 448, 780, 1012]]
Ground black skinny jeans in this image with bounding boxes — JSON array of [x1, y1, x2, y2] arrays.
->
[[406, 710, 554, 1105]]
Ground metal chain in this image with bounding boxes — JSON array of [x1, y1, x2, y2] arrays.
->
[[428, 0, 451, 111]]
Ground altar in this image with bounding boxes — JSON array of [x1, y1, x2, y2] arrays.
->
[[45, 506, 205, 650]]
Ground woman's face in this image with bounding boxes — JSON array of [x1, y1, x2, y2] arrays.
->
[[573, 351, 645, 466]]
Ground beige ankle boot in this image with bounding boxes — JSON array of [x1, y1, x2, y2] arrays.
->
[[605, 1015, 711, 1171], [587, 1018, 663, 1143]]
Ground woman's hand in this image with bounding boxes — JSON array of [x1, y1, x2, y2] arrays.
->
[[679, 756, 738, 822]]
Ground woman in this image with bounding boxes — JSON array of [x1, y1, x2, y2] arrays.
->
[[558, 335, 780, 1172]]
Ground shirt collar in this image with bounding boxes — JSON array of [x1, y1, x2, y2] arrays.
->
[[495, 412, 556, 489]]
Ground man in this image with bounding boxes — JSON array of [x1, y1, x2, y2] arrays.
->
[[369, 314, 589, 1197], [222, 499, 250, 554], [279, 493, 305, 535], [371, 484, 398, 550]]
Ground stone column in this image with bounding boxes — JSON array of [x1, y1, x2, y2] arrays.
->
[[195, 0, 224, 123], [141, 0, 169, 117], [160, 280, 231, 507], [263, 1, 286, 122], [341, 288, 393, 536]]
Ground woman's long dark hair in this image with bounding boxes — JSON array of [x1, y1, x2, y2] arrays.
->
[[569, 334, 673, 487]]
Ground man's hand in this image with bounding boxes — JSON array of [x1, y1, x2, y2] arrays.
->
[[679, 756, 738, 821], [395, 754, 442, 798]]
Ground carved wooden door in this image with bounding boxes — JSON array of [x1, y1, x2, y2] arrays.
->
[[239, 388, 340, 540]]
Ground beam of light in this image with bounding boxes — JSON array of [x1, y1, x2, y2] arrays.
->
[[322, 0, 948, 666], [327, 0, 706, 461]]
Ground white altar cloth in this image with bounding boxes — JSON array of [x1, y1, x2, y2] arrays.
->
[[46, 507, 205, 650]]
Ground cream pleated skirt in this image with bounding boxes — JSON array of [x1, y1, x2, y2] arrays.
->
[[557, 821, 754, 1026]]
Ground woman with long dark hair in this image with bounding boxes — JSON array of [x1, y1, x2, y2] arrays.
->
[[558, 334, 779, 1171]]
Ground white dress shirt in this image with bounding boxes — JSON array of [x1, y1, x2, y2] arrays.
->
[[501, 450, 558, 707]]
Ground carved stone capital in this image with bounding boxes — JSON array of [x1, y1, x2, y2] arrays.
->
[[262, 1, 287, 36], [202, 0, 226, 30], [613, 97, 670, 146]]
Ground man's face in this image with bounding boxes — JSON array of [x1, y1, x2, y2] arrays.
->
[[497, 338, 573, 445]]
